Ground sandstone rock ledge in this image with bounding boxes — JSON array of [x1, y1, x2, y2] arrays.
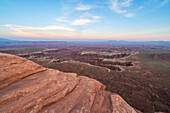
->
[[0, 53, 141, 113]]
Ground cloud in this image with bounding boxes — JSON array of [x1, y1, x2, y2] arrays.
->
[[56, 17, 69, 23], [79, 12, 101, 19], [160, 0, 168, 6], [110, 0, 127, 14], [110, 0, 134, 14], [71, 19, 93, 25], [70, 12, 101, 26], [92, 16, 101, 19], [75, 4, 92, 11], [135, 6, 144, 11], [1, 24, 76, 38], [124, 13, 134, 17], [2, 24, 75, 31], [56, 13, 101, 26], [121, 0, 134, 7]]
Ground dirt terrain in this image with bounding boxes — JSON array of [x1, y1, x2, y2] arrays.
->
[[0, 41, 170, 112]]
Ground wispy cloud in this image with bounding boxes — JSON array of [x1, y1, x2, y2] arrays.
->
[[124, 13, 134, 17], [135, 6, 144, 11], [2, 24, 75, 31], [121, 0, 134, 7], [110, 0, 126, 14], [110, 0, 133, 14], [56, 17, 69, 23], [55, 13, 101, 26], [56, 2, 101, 26], [71, 12, 101, 26], [92, 16, 101, 19], [160, 0, 169, 6], [75, 4, 92, 11], [71, 19, 93, 25], [1, 24, 76, 38], [79, 12, 101, 19], [110, 0, 134, 17]]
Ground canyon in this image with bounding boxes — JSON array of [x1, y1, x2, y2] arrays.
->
[[0, 41, 169, 112], [0, 52, 141, 113]]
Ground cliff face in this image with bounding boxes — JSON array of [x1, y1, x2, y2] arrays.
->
[[0, 53, 140, 113]]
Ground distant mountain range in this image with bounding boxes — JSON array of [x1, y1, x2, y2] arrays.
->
[[0, 38, 169, 43]]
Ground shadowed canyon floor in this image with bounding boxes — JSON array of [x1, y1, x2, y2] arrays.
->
[[0, 52, 141, 113]]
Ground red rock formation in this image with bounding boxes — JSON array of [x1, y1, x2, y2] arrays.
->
[[0, 53, 141, 113]]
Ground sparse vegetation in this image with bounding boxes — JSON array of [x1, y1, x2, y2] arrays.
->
[[140, 50, 170, 54], [0, 42, 169, 112]]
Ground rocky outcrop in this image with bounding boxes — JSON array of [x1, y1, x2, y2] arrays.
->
[[0, 53, 140, 113]]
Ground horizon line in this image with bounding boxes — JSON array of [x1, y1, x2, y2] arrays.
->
[[0, 38, 170, 42]]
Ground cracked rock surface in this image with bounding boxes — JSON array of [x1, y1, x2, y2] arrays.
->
[[0, 53, 141, 113]]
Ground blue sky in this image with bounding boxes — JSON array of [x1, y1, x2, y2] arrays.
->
[[0, 0, 170, 41]]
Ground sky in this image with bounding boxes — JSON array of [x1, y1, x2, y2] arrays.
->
[[0, 0, 170, 41]]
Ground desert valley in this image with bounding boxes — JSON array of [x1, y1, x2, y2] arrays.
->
[[0, 40, 169, 112], [0, 0, 170, 112]]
